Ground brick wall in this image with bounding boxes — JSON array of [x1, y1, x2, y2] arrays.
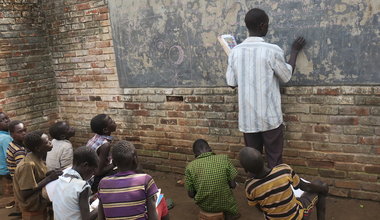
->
[[2, 0, 379, 201], [0, 0, 58, 129]]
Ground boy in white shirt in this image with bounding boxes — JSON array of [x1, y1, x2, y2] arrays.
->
[[50, 146, 99, 220]]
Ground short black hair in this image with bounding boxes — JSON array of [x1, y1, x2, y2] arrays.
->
[[24, 130, 44, 152], [245, 8, 269, 32], [9, 120, 23, 133], [192, 139, 211, 155], [239, 147, 264, 174], [49, 121, 67, 140], [112, 140, 136, 169], [90, 114, 108, 135], [73, 146, 99, 168]]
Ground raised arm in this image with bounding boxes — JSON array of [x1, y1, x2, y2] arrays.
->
[[288, 37, 306, 72]]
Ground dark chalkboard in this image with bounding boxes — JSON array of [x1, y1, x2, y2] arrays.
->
[[108, 0, 379, 87]]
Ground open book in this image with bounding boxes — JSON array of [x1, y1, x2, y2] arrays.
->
[[291, 178, 310, 197], [218, 34, 237, 55]]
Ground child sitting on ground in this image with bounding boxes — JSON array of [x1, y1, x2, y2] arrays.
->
[[185, 139, 240, 220], [6, 120, 27, 177], [239, 147, 329, 220], [6, 120, 27, 216], [13, 131, 62, 219], [98, 140, 169, 220], [46, 121, 75, 171], [86, 114, 117, 192], [49, 146, 99, 220]]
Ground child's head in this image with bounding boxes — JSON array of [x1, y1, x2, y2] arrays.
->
[[9, 120, 27, 144], [72, 146, 99, 181], [112, 140, 138, 170], [90, 114, 117, 135], [24, 131, 52, 154], [0, 112, 10, 132], [239, 147, 265, 175], [245, 8, 269, 36], [192, 139, 212, 157], [49, 121, 75, 140]]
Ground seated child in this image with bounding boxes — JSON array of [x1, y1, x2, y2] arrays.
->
[[6, 120, 27, 177], [13, 131, 62, 219], [50, 146, 99, 220], [6, 120, 27, 215], [98, 140, 169, 220], [86, 114, 117, 192], [46, 121, 75, 171], [239, 147, 329, 220], [185, 139, 240, 220]]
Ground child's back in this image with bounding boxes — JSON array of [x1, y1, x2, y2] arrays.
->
[[98, 171, 158, 219], [51, 169, 90, 220], [185, 139, 239, 218]]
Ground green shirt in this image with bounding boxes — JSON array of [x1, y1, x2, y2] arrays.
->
[[185, 152, 238, 215]]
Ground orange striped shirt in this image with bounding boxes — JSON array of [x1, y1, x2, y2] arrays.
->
[[245, 164, 303, 220]]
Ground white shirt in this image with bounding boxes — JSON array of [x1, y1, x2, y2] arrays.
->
[[226, 37, 292, 133], [50, 169, 90, 220], [46, 139, 73, 171]]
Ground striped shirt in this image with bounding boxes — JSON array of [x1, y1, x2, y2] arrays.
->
[[226, 37, 293, 133], [245, 164, 303, 220], [98, 171, 158, 220], [6, 141, 27, 177]]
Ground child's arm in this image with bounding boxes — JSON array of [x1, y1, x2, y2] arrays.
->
[[288, 37, 306, 72], [20, 170, 62, 200], [95, 143, 114, 176], [299, 179, 329, 195], [79, 187, 97, 220], [228, 179, 237, 189], [187, 190, 196, 198], [146, 195, 158, 220], [98, 200, 106, 220]]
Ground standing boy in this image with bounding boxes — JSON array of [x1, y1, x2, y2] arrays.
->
[[13, 131, 62, 219], [98, 140, 159, 220], [226, 8, 306, 168], [46, 121, 76, 171], [50, 146, 99, 220], [0, 112, 13, 198], [239, 147, 328, 220], [185, 139, 239, 220], [86, 114, 117, 192]]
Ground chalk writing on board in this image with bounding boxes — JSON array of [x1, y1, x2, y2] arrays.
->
[[109, 0, 380, 87]]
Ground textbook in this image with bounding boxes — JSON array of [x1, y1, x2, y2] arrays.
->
[[218, 34, 237, 55]]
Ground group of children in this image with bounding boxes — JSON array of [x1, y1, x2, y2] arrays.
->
[[184, 139, 328, 220], [0, 112, 169, 220]]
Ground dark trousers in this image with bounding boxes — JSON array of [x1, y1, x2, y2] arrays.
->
[[243, 124, 284, 168]]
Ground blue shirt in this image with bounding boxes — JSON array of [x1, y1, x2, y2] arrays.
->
[[0, 131, 13, 175]]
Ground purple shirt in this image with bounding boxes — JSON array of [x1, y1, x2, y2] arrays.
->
[[98, 171, 158, 219]]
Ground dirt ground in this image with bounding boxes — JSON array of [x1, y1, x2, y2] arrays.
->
[[1, 170, 379, 220]]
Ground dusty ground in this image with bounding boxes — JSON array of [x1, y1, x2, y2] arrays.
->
[[1, 170, 379, 219]]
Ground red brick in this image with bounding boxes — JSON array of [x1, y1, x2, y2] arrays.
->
[[94, 13, 108, 20], [364, 166, 380, 174], [76, 3, 91, 10], [359, 137, 380, 145], [334, 180, 361, 189], [125, 103, 140, 109], [133, 110, 149, 116], [329, 116, 359, 125], [167, 111, 185, 117], [308, 160, 334, 168], [316, 88, 340, 95]]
